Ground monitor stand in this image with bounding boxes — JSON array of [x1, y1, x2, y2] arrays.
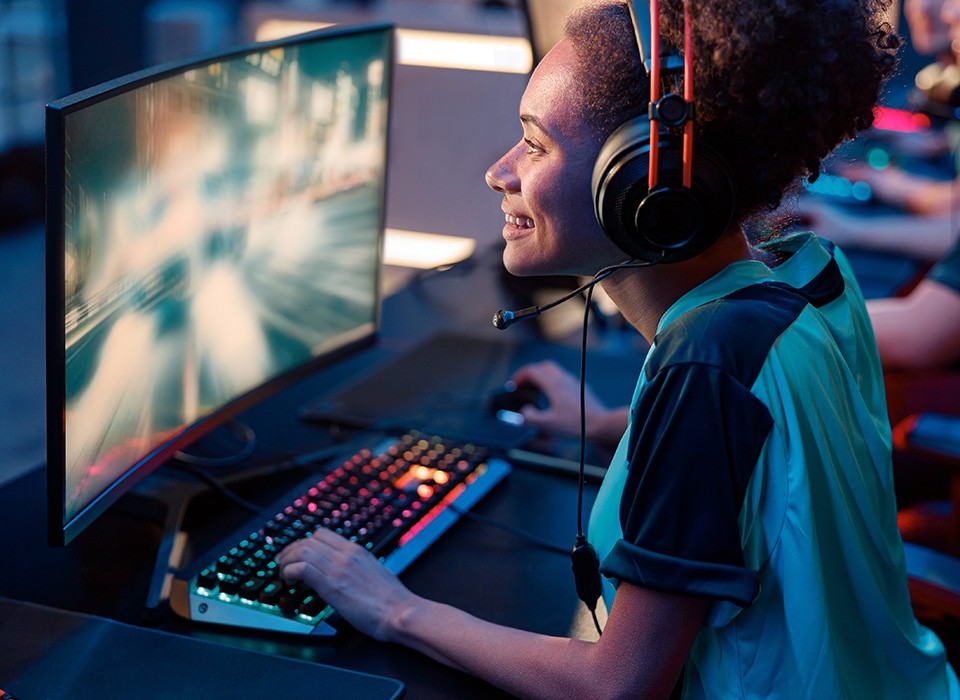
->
[[115, 441, 333, 622], [116, 476, 206, 622]]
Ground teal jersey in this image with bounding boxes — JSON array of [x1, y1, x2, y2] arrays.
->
[[588, 232, 958, 698]]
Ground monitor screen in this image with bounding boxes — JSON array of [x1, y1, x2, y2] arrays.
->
[[46, 24, 393, 545]]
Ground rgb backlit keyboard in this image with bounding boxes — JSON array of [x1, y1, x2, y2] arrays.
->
[[171, 432, 511, 635]]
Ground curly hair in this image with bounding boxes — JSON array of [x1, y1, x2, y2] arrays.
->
[[565, 0, 900, 224]]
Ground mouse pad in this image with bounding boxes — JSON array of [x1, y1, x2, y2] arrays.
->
[[0, 598, 404, 700], [299, 330, 646, 451]]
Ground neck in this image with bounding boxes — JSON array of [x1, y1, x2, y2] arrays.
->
[[600, 230, 753, 343]]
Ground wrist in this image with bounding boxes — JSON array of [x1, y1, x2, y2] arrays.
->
[[386, 593, 431, 644]]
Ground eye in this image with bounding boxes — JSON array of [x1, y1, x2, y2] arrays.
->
[[524, 138, 545, 155]]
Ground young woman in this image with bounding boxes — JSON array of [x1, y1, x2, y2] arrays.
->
[[277, 2, 959, 697]]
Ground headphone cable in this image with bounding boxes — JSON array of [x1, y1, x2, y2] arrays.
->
[[572, 256, 662, 637]]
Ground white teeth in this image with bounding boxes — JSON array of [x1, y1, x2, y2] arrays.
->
[[504, 214, 534, 228]]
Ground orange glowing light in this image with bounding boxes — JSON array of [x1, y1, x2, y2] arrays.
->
[[414, 465, 432, 481], [399, 482, 468, 547]]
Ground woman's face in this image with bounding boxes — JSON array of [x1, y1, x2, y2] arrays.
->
[[485, 39, 626, 277], [905, 0, 951, 56], [942, 0, 960, 56]]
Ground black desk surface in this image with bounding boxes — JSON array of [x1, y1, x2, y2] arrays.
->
[[1, 453, 602, 699], [1, 246, 647, 699], [0, 597, 405, 700]]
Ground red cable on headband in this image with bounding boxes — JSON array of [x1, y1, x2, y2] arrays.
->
[[648, 0, 661, 189], [648, 1, 694, 190], [682, 3, 693, 187]]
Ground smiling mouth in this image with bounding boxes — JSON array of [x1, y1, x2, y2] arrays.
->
[[505, 213, 534, 228]]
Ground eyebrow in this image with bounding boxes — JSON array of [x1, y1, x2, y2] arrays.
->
[[520, 114, 557, 142]]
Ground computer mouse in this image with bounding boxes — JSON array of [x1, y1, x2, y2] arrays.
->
[[487, 381, 549, 416]]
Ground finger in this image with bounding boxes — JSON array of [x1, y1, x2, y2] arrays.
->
[[309, 526, 352, 547], [510, 360, 558, 385], [277, 541, 339, 585], [279, 559, 317, 584], [275, 531, 332, 568], [275, 537, 317, 570], [509, 365, 542, 387], [304, 529, 377, 572], [529, 360, 566, 383], [520, 404, 548, 423]]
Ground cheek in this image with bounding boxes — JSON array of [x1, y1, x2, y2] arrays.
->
[[531, 162, 590, 220], [547, 178, 601, 243]]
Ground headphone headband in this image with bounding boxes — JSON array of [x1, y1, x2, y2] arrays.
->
[[591, 0, 735, 263]]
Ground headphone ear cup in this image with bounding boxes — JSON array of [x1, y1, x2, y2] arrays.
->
[[592, 116, 736, 263]]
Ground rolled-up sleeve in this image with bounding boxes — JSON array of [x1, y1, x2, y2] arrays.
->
[[599, 362, 772, 607]]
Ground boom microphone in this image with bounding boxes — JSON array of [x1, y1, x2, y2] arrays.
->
[[492, 258, 654, 330], [492, 307, 540, 330]]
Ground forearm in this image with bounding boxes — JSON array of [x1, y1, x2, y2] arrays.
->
[[276, 530, 701, 699], [901, 179, 959, 217], [389, 597, 599, 699], [586, 406, 630, 446], [831, 213, 957, 262], [388, 583, 703, 700], [867, 281, 960, 369]]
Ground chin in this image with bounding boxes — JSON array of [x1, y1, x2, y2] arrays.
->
[[502, 251, 564, 277], [502, 239, 622, 278], [501, 246, 542, 277]]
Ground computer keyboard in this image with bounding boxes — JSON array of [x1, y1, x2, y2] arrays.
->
[[170, 432, 511, 636]]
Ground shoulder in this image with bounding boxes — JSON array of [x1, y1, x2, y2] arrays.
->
[[647, 282, 810, 387]]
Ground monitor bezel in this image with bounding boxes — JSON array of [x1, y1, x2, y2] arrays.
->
[[45, 22, 394, 546]]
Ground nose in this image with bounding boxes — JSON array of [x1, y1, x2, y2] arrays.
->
[[485, 146, 521, 194]]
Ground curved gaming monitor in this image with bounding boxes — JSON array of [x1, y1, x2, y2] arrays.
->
[[46, 24, 393, 546]]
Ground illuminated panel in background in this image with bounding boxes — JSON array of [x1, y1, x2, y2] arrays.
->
[[254, 21, 533, 74], [383, 229, 476, 270]]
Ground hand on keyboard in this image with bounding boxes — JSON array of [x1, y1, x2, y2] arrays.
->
[[171, 432, 512, 635], [276, 528, 417, 642]]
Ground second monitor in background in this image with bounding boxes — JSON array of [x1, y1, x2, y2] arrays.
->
[[520, 0, 594, 66]]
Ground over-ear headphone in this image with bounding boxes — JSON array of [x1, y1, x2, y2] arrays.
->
[[591, 0, 736, 263], [495, 2, 739, 633]]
